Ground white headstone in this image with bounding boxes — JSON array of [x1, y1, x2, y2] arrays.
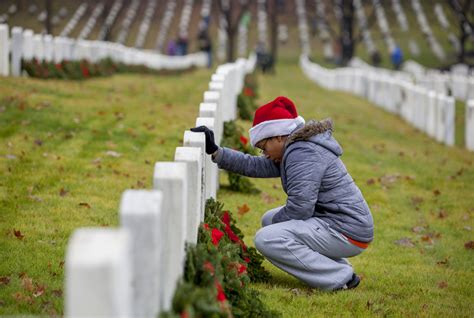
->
[[22, 29, 34, 61], [466, 100, 474, 151], [0, 24, 9, 76], [43, 34, 54, 62], [152, 162, 188, 311], [33, 34, 44, 61], [119, 190, 163, 318], [175, 147, 203, 243], [183, 131, 207, 220], [10, 27, 23, 77], [65, 228, 132, 317], [195, 117, 218, 198]]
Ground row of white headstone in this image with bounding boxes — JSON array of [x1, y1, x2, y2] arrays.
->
[[402, 59, 474, 102], [60, 3, 88, 38], [353, 0, 377, 57], [0, 24, 208, 77], [295, 0, 311, 56], [314, 0, 333, 59], [391, 0, 420, 57], [372, 0, 396, 53], [300, 55, 460, 148], [116, 0, 141, 45], [135, 0, 158, 48], [98, 0, 124, 41], [155, 0, 176, 52], [65, 53, 257, 318], [411, 0, 446, 61]]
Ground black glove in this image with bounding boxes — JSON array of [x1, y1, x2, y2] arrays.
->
[[190, 126, 219, 155]]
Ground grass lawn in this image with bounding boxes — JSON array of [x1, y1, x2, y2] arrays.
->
[[0, 58, 473, 316], [0, 69, 212, 315]]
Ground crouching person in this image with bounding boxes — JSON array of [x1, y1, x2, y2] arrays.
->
[[191, 96, 373, 291]]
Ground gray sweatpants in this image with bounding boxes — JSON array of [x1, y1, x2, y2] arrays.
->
[[254, 207, 365, 290]]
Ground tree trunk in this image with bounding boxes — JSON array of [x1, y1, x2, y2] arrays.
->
[[340, 0, 354, 64], [45, 0, 52, 35], [269, 0, 278, 65]]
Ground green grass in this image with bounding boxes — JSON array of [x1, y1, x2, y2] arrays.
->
[[0, 69, 212, 315], [0, 59, 473, 316]]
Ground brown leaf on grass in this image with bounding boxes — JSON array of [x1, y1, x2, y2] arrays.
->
[[59, 188, 69, 197], [78, 202, 91, 209], [0, 276, 11, 285], [433, 189, 441, 196], [394, 238, 415, 247], [464, 241, 474, 250], [12, 292, 33, 305], [438, 281, 448, 289], [59, 261, 65, 269], [144, 160, 151, 165], [21, 276, 33, 292], [421, 235, 434, 245], [136, 180, 145, 188], [34, 139, 43, 146], [33, 285, 46, 297], [411, 196, 424, 206], [412, 226, 426, 233], [261, 193, 276, 205], [114, 112, 125, 120], [366, 178, 376, 185], [13, 229, 24, 240], [237, 204, 250, 217], [51, 289, 63, 297], [437, 209, 448, 219], [272, 184, 279, 189], [436, 257, 449, 266], [378, 174, 400, 188]]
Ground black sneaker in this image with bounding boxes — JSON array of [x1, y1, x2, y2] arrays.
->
[[334, 273, 361, 291]]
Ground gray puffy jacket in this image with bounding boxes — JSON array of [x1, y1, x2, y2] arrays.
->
[[213, 119, 374, 243]]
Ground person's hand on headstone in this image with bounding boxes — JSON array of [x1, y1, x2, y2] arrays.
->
[[190, 126, 219, 155]]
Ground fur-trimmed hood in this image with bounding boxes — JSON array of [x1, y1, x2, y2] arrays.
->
[[286, 118, 342, 156]]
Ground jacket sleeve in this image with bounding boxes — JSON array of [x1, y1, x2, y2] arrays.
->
[[272, 146, 330, 223], [212, 147, 281, 178]]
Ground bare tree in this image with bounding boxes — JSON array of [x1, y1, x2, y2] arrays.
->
[[45, 0, 52, 34], [449, 0, 474, 63], [217, 0, 250, 62]]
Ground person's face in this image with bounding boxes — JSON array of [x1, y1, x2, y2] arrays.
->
[[256, 136, 287, 163]]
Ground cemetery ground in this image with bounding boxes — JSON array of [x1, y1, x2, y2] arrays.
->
[[1, 58, 473, 316]]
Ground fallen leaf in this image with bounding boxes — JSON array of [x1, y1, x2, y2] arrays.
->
[[51, 289, 63, 297], [59, 261, 65, 269], [366, 178, 375, 185], [34, 139, 43, 146], [437, 209, 448, 219], [412, 226, 426, 233], [21, 276, 33, 291], [78, 202, 91, 209], [0, 276, 11, 285], [59, 188, 68, 197], [105, 150, 121, 158], [13, 229, 24, 240], [379, 174, 400, 188], [464, 241, 474, 250], [33, 285, 45, 297], [261, 193, 276, 204], [136, 180, 145, 188], [421, 235, 434, 245], [436, 257, 449, 266], [237, 204, 250, 217], [411, 196, 424, 206], [144, 160, 151, 165], [272, 184, 279, 189], [433, 189, 441, 196], [394, 238, 415, 247], [438, 281, 448, 289]]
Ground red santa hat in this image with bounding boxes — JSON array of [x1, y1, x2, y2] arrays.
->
[[249, 96, 305, 147]]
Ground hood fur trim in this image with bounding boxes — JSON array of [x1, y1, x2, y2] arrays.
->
[[286, 118, 334, 145]]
